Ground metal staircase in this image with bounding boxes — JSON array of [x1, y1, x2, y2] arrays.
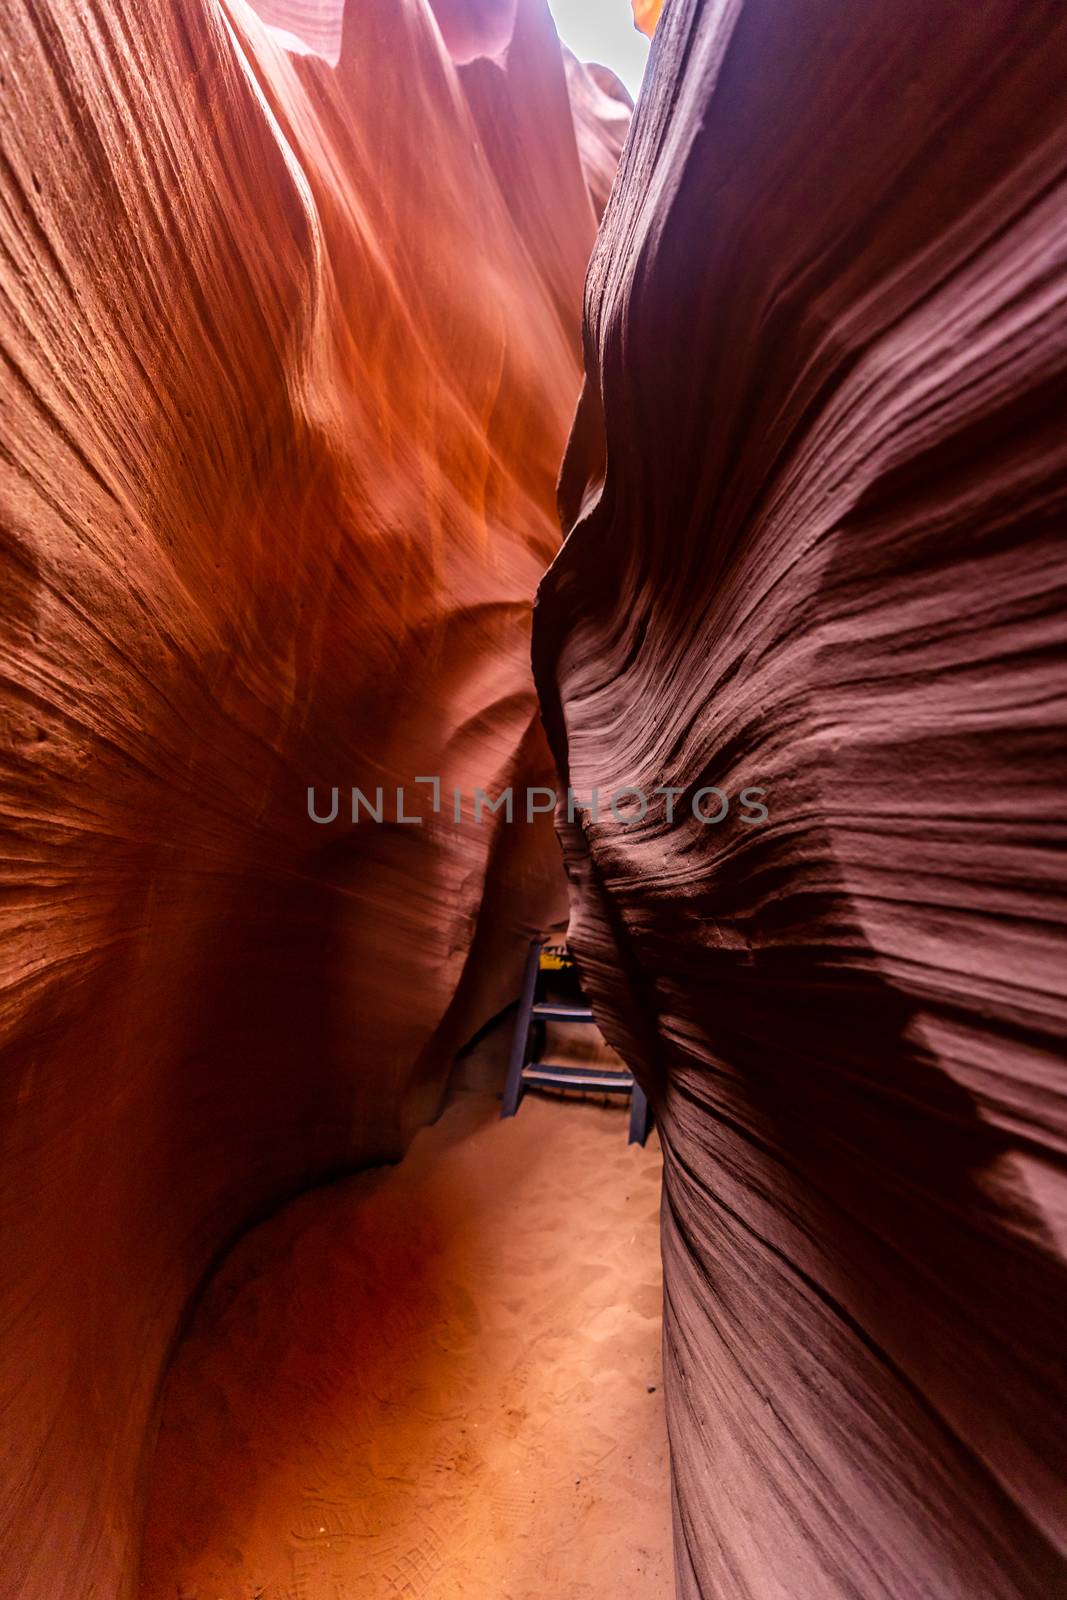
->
[[501, 939, 653, 1146]]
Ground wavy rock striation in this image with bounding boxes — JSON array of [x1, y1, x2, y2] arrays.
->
[[535, 1, 1067, 1595], [0, 1, 623, 1593]]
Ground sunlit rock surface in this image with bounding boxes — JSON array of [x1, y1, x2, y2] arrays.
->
[[631, 0, 662, 40], [535, 0, 1067, 1595], [0, 0, 622, 1592]]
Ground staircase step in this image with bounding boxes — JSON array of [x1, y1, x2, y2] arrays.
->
[[530, 1003, 595, 1022], [521, 1062, 634, 1093]]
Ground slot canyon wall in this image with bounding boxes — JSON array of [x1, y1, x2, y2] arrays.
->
[[0, 0, 627, 1592], [535, 0, 1067, 1596]]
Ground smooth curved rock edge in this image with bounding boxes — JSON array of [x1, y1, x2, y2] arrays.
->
[[0, 0, 625, 1593], [536, 1, 1067, 1596]]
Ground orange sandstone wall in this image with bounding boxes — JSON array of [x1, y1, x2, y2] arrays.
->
[[536, 0, 1067, 1595], [0, 0, 621, 1592]]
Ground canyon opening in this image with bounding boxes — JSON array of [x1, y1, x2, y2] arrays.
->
[[1, 1, 1065, 1599]]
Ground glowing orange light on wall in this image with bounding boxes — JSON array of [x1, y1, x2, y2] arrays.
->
[[631, 0, 662, 39]]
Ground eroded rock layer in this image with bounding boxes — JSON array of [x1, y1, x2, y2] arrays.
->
[[535, 1, 1067, 1595], [0, 1, 620, 1592]]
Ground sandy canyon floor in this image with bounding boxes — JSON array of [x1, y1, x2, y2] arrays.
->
[[139, 1084, 672, 1599]]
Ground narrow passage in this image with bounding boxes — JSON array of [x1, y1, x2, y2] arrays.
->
[[140, 1083, 672, 1599]]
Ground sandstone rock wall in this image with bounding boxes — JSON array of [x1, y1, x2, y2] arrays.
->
[[535, 1, 1067, 1594], [0, 1, 618, 1592]]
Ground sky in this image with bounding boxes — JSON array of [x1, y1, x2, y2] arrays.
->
[[545, 0, 650, 98]]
